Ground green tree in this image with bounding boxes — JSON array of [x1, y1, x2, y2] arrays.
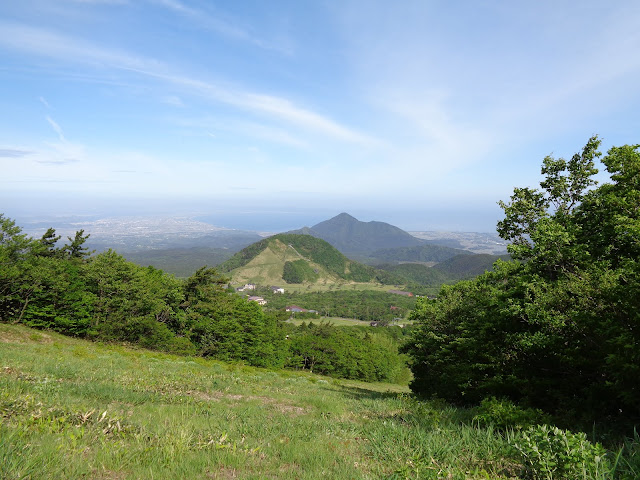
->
[[64, 229, 92, 260], [82, 249, 190, 352], [0, 215, 39, 323], [182, 267, 287, 367], [404, 138, 640, 425], [37, 227, 62, 257]]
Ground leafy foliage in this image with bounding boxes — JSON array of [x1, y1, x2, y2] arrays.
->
[[282, 259, 319, 283], [263, 289, 416, 322], [403, 137, 640, 426], [0, 221, 288, 366], [432, 253, 510, 277], [377, 262, 453, 286], [511, 425, 610, 480], [285, 321, 407, 382], [370, 244, 470, 263], [123, 247, 234, 277], [473, 397, 551, 430]]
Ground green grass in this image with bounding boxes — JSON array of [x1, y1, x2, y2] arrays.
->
[[226, 236, 411, 292], [274, 282, 405, 294], [1, 324, 636, 479], [285, 317, 414, 327]]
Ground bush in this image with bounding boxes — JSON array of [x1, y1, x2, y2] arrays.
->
[[473, 397, 550, 430], [511, 424, 611, 479], [282, 260, 319, 284]]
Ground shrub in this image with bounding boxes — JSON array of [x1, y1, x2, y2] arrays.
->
[[511, 424, 611, 479], [473, 396, 550, 430]]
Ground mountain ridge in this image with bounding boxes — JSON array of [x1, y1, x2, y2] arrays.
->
[[218, 233, 403, 287]]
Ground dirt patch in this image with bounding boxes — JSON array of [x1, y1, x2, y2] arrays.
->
[[0, 325, 53, 344], [252, 395, 307, 416], [207, 466, 238, 479], [185, 390, 308, 416], [90, 468, 129, 480]]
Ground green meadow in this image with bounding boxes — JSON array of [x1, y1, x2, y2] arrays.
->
[[3, 323, 638, 479], [0, 323, 518, 479]]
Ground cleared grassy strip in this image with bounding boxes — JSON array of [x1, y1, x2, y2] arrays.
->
[[285, 317, 414, 327], [1, 324, 520, 479], [279, 282, 403, 293]]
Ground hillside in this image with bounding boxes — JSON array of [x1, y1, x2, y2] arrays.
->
[[218, 233, 402, 287], [376, 262, 454, 286], [0, 323, 527, 479], [123, 247, 234, 277], [432, 253, 510, 278], [292, 212, 424, 256], [4, 323, 634, 479], [368, 244, 471, 264]]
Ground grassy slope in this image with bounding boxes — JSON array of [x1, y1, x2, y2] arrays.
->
[[224, 236, 400, 290], [0, 324, 523, 479], [284, 317, 412, 327], [228, 238, 342, 286]]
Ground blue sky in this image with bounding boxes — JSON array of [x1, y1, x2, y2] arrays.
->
[[1, 0, 639, 231]]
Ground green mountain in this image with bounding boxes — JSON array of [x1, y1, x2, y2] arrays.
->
[[368, 244, 471, 264], [376, 262, 453, 286], [292, 213, 424, 257], [218, 233, 403, 286], [432, 253, 510, 278], [122, 247, 234, 277]]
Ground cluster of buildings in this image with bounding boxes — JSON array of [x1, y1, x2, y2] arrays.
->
[[236, 284, 285, 306]]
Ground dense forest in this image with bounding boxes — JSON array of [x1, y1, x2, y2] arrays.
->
[[256, 288, 416, 323], [403, 137, 640, 430]]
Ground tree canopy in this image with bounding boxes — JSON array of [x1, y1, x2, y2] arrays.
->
[[403, 137, 640, 427]]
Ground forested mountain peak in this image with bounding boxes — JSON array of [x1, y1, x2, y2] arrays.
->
[[294, 212, 424, 256], [217, 233, 402, 286]]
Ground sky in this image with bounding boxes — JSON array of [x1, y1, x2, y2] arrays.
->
[[1, 0, 639, 232]]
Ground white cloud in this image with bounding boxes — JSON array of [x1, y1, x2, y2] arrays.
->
[[0, 148, 33, 158], [0, 22, 163, 71], [162, 95, 184, 107], [148, 0, 293, 55], [46, 116, 66, 142], [0, 22, 369, 145]]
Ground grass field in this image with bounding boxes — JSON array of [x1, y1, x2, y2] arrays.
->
[[1, 324, 636, 479], [277, 282, 406, 294], [228, 239, 411, 294], [285, 317, 414, 327]]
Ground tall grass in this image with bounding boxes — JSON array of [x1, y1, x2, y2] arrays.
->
[[0, 324, 637, 479]]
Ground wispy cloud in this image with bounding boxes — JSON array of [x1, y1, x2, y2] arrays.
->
[[0, 22, 369, 145], [39, 96, 51, 109], [162, 95, 184, 107], [237, 93, 374, 144], [148, 0, 293, 55], [0, 148, 33, 158], [0, 22, 162, 72], [67, 0, 129, 4], [35, 158, 80, 166], [46, 116, 67, 142]]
